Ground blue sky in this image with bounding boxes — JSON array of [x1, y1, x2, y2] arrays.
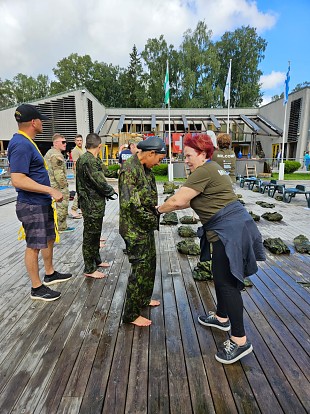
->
[[0, 0, 308, 106], [257, 0, 309, 103]]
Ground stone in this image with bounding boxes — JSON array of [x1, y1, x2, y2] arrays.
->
[[256, 201, 275, 208], [248, 211, 260, 221], [179, 215, 199, 224]]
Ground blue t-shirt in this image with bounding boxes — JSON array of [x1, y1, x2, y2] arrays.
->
[[119, 149, 132, 164], [7, 133, 52, 205]]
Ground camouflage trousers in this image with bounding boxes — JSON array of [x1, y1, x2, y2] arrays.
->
[[122, 231, 156, 323], [82, 212, 104, 274], [56, 186, 69, 231]]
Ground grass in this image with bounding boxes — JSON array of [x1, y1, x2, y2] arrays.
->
[[155, 175, 186, 183], [271, 172, 310, 180]]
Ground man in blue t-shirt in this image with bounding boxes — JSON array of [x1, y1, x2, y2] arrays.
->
[[7, 104, 73, 302], [118, 144, 133, 166]]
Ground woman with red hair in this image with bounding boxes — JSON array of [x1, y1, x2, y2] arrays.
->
[[157, 133, 265, 364]]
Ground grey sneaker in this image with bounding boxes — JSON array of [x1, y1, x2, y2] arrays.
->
[[31, 285, 61, 302], [215, 339, 253, 364], [44, 270, 73, 286], [198, 311, 231, 331]]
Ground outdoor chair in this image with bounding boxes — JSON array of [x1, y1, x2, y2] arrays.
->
[[282, 185, 310, 208], [268, 183, 285, 198], [259, 179, 277, 194], [239, 177, 261, 190]]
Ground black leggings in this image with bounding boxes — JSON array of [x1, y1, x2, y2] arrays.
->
[[212, 239, 245, 337]]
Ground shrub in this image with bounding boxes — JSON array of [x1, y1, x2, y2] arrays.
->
[[152, 164, 168, 176], [284, 161, 301, 174], [108, 164, 120, 171], [105, 163, 119, 178]]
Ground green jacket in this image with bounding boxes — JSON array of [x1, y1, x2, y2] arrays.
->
[[76, 151, 115, 214], [119, 154, 158, 238]]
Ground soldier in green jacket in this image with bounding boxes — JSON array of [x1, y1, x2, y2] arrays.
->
[[44, 133, 73, 232], [76, 133, 117, 279], [119, 136, 166, 327]]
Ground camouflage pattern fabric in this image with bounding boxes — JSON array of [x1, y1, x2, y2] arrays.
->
[[192, 261, 213, 281], [44, 147, 69, 231], [275, 195, 283, 201], [178, 225, 197, 238], [163, 182, 179, 194], [263, 237, 290, 254], [119, 154, 159, 323], [244, 277, 253, 287], [179, 215, 199, 224], [76, 151, 116, 273], [177, 240, 200, 255], [256, 201, 275, 208], [293, 235, 310, 254], [160, 212, 178, 225], [248, 211, 260, 221], [261, 212, 283, 221], [236, 194, 243, 198]]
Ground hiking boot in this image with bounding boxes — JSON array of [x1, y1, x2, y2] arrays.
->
[[59, 227, 75, 233], [215, 339, 253, 364], [31, 285, 61, 302], [43, 270, 73, 286], [198, 312, 231, 331]]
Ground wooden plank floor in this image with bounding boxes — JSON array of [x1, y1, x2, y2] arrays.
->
[[0, 181, 309, 414]]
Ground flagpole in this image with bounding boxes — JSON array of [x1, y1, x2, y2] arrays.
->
[[226, 59, 232, 134], [279, 61, 290, 181], [168, 103, 173, 181]]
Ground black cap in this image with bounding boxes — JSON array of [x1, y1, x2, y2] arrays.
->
[[14, 104, 49, 123], [137, 136, 166, 154]]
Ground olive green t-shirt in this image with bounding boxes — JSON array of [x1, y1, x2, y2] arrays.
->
[[183, 161, 238, 241], [212, 149, 236, 182]]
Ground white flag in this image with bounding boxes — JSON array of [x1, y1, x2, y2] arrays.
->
[[164, 61, 170, 105], [224, 60, 232, 103]]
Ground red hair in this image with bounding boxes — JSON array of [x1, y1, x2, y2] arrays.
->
[[183, 133, 214, 159]]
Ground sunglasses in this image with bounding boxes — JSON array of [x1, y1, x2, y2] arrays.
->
[[61, 140, 67, 144]]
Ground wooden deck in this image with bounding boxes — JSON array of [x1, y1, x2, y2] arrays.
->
[[0, 181, 309, 414]]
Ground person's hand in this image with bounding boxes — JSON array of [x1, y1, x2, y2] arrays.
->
[[50, 188, 63, 202]]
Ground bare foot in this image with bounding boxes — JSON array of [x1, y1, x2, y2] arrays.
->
[[100, 242, 106, 248], [149, 300, 160, 307], [131, 316, 152, 326], [100, 237, 106, 242], [84, 270, 105, 279], [70, 211, 82, 219], [97, 262, 110, 268]]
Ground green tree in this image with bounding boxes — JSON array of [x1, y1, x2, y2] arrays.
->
[[215, 26, 267, 107], [292, 81, 310, 92], [122, 45, 146, 107], [51, 53, 94, 93], [178, 21, 221, 107], [0, 78, 15, 108]]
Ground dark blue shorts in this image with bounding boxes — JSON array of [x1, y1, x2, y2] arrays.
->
[[16, 202, 56, 249]]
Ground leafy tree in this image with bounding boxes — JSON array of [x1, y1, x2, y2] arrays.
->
[[178, 21, 221, 107], [51, 53, 94, 93], [292, 81, 310, 92], [141, 35, 172, 107], [0, 78, 15, 108], [215, 26, 267, 107]]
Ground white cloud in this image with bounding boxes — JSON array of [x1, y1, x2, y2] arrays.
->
[[260, 71, 285, 90], [0, 0, 278, 80]]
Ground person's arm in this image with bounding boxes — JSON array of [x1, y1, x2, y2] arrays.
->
[[11, 173, 63, 201], [83, 159, 115, 198], [157, 186, 200, 213], [50, 155, 67, 188]]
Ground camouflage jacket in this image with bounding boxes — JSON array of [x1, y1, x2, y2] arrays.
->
[[76, 151, 115, 214], [44, 147, 68, 189], [119, 153, 158, 238]]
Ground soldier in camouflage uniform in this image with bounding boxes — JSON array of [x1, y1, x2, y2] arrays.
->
[[44, 134, 72, 232], [119, 136, 166, 327], [76, 133, 117, 278]]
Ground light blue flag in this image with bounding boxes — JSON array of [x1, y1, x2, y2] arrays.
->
[[284, 63, 290, 105]]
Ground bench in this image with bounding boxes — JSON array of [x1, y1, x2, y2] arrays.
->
[[268, 183, 286, 198], [259, 179, 277, 194], [239, 177, 261, 190], [283, 185, 310, 207]]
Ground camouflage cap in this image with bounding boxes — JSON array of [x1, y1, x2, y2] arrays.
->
[[137, 136, 166, 154]]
